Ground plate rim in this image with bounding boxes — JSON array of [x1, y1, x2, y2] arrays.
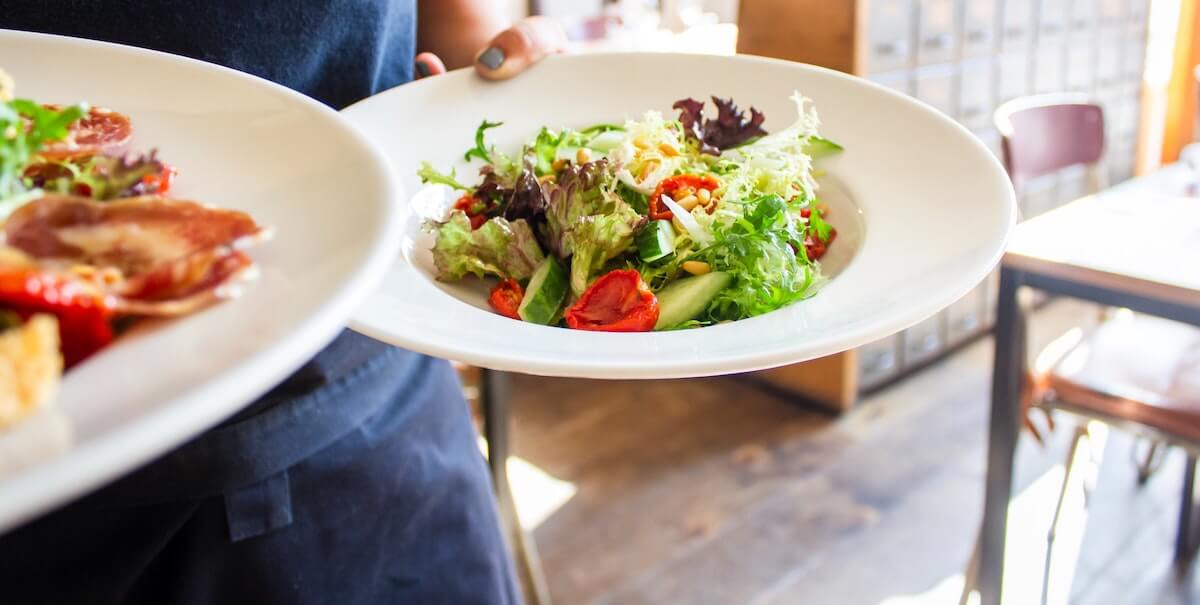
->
[[343, 51, 1017, 379]]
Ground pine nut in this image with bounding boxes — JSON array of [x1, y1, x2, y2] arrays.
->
[[658, 143, 679, 157], [681, 261, 711, 276], [552, 158, 568, 172], [677, 194, 700, 211], [633, 136, 650, 150], [697, 188, 711, 203], [576, 148, 592, 164]]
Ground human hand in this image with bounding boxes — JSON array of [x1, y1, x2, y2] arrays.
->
[[413, 16, 567, 81]]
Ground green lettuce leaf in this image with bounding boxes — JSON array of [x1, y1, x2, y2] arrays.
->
[[690, 194, 823, 320], [566, 203, 643, 296], [431, 211, 546, 281], [0, 99, 85, 212]]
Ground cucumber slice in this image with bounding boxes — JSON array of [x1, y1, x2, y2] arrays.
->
[[518, 257, 569, 325], [637, 220, 676, 264], [586, 130, 626, 152], [804, 136, 843, 159], [654, 271, 733, 330]]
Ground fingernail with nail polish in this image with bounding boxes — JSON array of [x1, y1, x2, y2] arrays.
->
[[478, 47, 505, 71], [415, 61, 431, 78]]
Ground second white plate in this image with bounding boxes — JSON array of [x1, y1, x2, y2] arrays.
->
[[342, 52, 1015, 379]]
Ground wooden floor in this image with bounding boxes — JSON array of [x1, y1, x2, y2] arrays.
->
[[501, 300, 1200, 605]]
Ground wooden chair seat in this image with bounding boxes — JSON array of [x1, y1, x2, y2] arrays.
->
[[1045, 314, 1200, 444]]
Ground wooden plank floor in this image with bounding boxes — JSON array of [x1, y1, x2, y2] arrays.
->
[[502, 300, 1200, 605]]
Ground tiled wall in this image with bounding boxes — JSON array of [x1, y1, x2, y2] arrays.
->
[[856, 0, 1150, 390]]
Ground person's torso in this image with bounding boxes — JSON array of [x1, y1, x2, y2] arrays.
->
[[2, 0, 416, 108], [2, 1, 435, 483]]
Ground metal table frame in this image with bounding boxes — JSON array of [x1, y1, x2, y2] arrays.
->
[[479, 369, 552, 605], [978, 264, 1200, 605]]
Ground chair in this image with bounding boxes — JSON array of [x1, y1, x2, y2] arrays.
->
[[995, 93, 1108, 208], [959, 97, 1200, 605]]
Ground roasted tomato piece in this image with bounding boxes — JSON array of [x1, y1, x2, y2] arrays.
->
[[488, 279, 524, 320], [564, 269, 658, 332], [648, 174, 721, 221], [0, 267, 114, 368], [804, 228, 837, 261]]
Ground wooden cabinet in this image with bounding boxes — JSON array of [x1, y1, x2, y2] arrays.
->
[[736, 0, 1151, 411]]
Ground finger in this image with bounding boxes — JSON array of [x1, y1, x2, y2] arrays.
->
[[415, 52, 447, 80], [475, 16, 567, 81]]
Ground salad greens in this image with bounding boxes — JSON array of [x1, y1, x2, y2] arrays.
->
[[0, 99, 86, 214], [419, 92, 842, 331]]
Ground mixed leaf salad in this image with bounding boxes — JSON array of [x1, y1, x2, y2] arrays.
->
[[418, 93, 842, 332]]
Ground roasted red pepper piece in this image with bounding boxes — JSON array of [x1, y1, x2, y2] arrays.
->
[[488, 278, 524, 320], [648, 174, 721, 221], [0, 267, 114, 367], [564, 269, 659, 332]]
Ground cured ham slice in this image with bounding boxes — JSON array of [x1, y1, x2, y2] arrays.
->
[[37, 106, 132, 160], [0, 195, 268, 365], [5, 194, 265, 277]]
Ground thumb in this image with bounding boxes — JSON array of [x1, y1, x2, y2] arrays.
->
[[474, 16, 567, 81]]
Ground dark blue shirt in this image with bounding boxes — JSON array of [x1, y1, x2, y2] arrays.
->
[[4, 0, 415, 109], [0, 5, 521, 602]]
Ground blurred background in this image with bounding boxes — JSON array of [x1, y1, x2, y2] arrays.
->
[[466, 1, 1200, 604]]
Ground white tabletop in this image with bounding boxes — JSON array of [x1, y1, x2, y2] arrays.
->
[[1004, 163, 1200, 310]]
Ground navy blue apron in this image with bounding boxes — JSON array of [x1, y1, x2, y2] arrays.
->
[[0, 3, 520, 604]]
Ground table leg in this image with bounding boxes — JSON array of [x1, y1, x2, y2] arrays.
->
[[978, 267, 1025, 605], [479, 369, 553, 605]]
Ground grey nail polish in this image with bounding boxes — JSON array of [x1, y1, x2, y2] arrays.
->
[[415, 61, 431, 78], [478, 47, 505, 71]]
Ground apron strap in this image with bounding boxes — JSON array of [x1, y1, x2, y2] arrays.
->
[[224, 470, 293, 542]]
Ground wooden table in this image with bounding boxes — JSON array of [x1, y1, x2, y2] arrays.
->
[[978, 163, 1200, 605]]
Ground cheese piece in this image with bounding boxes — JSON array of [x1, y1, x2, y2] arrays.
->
[[0, 315, 62, 430]]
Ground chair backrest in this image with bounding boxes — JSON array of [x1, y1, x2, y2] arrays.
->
[[994, 94, 1106, 194]]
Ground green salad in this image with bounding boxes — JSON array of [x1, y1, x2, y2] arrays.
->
[[418, 92, 842, 332]]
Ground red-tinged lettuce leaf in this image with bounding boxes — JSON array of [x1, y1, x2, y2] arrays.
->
[[27, 150, 171, 201], [673, 96, 767, 155]]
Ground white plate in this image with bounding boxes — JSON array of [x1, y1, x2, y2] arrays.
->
[[342, 52, 1015, 379], [0, 31, 401, 530]]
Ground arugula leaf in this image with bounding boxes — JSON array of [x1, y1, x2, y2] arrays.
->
[[464, 119, 504, 164], [417, 161, 470, 191], [689, 194, 823, 321], [808, 202, 832, 241]]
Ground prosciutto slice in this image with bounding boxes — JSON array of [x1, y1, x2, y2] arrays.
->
[[37, 106, 133, 160], [4, 195, 267, 316]]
